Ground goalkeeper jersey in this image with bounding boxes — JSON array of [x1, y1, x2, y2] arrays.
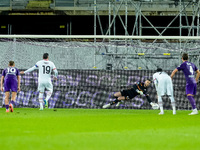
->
[[133, 82, 148, 95]]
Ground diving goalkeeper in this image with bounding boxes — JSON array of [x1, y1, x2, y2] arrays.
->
[[103, 79, 159, 109]]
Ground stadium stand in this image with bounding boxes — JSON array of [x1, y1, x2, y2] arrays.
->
[[54, 0, 74, 7], [12, 0, 28, 10], [0, 0, 10, 7], [26, 0, 52, 9]]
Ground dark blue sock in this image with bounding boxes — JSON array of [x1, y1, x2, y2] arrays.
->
[[11, 100, 15, 105], [5, 105, 9, 110], [187, 96, 196, 109]]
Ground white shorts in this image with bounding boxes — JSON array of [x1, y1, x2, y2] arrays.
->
[[38, 81, 53, 93], [157, 77, 173, 96]]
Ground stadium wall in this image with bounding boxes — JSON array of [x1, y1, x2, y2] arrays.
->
[[0, 69, 198, 110]]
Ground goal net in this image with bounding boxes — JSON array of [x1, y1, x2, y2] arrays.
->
[[0, 35, 199, 110]]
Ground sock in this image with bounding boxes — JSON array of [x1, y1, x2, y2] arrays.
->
[[169, 96, 176, 114], [45, 91, 52, 102], [39, 92, 44, 109], [171, 102, 176, 114], [5, 104, 9, 110], [40, 103, 43, 110], [187, 96, 196, 110], [158, 96, 164, 113], [110, 98, 119, 105], [11, 100, 15, 106], [158, 103, 164, 113]]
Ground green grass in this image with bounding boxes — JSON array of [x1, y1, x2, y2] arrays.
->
[[0, 108, 200, 150]]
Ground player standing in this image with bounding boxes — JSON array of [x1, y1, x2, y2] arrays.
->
[[171, 53, 200, 115], [103, 79, 159, 109], [1, 61, 20, 112], [153, 68, 176, 115], [20, 53, 58, 110]]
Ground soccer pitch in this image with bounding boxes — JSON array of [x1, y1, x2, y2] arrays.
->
[[0, 108, 200, 150]]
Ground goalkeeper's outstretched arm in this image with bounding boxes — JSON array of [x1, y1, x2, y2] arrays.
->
[[144, 93, 152, 104], [142, 90, 157, 107], [144, 93, 159, 109]]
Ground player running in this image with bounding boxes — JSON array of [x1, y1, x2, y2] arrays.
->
[[171, 53, 200, 115], [103, 79, 159, 109], [1, 61, 20, 112], [153, 68, 176, 115], [20, 53, 58, 110]]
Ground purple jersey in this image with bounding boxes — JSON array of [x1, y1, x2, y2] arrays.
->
[[2, 67, 19, 92], [2, 67, 19, 79], [177, 61, 197, 84]]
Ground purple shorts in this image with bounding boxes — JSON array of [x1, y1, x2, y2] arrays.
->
[[4, 78, 18, 92], [186, 83, 197, 95]]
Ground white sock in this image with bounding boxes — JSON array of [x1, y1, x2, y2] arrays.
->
[[171, 100, 176, 114], [40, 102, 43, 110], [160, 106, 164, 113], [45, 91, 52, 102], [158, 96, 164, 113], [39, 92, 44, 109], [172, 106, 176, 113]]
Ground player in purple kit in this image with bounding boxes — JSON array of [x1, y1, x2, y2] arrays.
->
[[171, 53, 200, 115], [0, 61, 20, 112]]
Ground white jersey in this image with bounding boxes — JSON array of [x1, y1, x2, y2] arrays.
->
[[35, 60, 56, 83], [153, 72, 173, 96], [24, 59, 57, 92]]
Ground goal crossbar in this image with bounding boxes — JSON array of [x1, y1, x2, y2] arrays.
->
[[0, 35, 200, 40]]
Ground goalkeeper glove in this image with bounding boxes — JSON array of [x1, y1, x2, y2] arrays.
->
[[136, 89, 143, 95]]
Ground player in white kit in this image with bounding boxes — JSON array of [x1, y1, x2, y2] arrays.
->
[[20, 53, 58, 110], [153, 68, 176, 115]]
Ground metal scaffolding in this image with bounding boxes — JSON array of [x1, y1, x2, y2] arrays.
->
[[93, 0, 200, 70]]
